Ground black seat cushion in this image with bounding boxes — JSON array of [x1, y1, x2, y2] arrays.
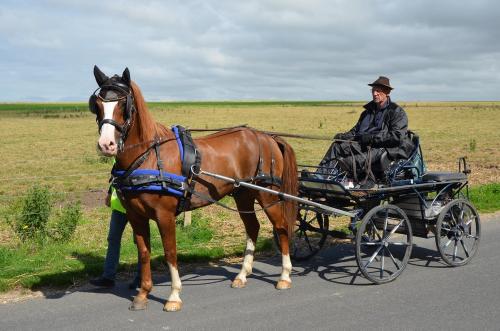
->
[[422, 172, 467, 182]]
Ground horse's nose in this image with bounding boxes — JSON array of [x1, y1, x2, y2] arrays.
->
[[98, 137, 117, 155]]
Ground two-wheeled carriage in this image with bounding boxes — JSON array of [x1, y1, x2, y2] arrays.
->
[[282, 132, 480, 284]]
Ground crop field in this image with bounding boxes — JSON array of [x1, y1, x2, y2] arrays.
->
[[0, 101, 499, 291]]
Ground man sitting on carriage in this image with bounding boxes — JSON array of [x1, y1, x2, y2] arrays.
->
[[318, 76, 414, 186]]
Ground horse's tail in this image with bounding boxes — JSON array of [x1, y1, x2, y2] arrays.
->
[[273, 136, 298, 238]]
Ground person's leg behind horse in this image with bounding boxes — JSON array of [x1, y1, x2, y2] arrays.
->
[[103, 210, 128, 278], [90, 210, 128, 288], [129, 233, 142, 289]]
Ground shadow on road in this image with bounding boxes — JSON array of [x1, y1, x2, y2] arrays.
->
[[33, 240, 451, 304]]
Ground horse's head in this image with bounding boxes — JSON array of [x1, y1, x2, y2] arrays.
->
[[89, 65, 135, 156]]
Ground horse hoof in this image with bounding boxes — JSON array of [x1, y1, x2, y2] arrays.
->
[[276, 280, 292, 290], [231, 278, 247, 288], [164, 301, 183, 312], [129, 297, 148, 311]]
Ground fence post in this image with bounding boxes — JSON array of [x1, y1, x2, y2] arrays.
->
[[183, 211, 192, 227]]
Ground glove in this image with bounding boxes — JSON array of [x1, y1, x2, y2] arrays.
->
[[334, 133, 347, 140], [360, 133, 373, 146]]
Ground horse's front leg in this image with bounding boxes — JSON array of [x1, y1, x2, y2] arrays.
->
[[127, 213, 152, 311], [156, 209, 183, 312]]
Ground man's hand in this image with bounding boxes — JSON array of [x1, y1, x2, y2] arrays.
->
[[360, 133, 373, 146], [105, 192, 111, 207], [334, 132, 347, 140]]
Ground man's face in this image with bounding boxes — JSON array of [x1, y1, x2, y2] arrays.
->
[[371, 86, 389, 106]]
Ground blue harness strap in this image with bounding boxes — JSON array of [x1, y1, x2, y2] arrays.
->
[[111, 127, 191, 199], [112, 169, 186, 197], [172, 125, 184, 162]]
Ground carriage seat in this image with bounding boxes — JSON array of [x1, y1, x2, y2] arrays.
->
[[421, 171, 467, 182]]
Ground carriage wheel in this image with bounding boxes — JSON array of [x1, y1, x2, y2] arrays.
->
[[274, 207, 329, 261], [355, 204, 413, 284], [435, 199, 480, 266]]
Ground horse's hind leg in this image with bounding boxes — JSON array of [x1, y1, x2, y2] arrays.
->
[[232, 190, 259, 288], [258, 194, 293, 290]]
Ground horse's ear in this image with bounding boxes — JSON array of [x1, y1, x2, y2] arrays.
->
[[122, 68, 131, 87], [93, 65, 109, 87]]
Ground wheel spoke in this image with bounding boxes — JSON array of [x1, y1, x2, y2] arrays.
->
[[442, 239, 453, 250], [453, 240, 458, 261], [360, 241, 380, 246], [460, 239, 470, 258], [384, 246, 401, 270], [464, 216, 475, 226], [390, 241, 410, 246], [450, 209, 458, 226], [369, 220, 383, 241], [383, 210, 389, 236], [464, 234, 479, 239], [303, 231, 313, 251], [363, 245, 384, 269], [380, 249, 385, 279], [386, 218, 405, 238], [459, 204, 465, 223], [306, 215, 318, 226]]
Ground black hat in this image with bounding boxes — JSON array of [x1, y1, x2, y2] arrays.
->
[[368, 76, 393, 90]]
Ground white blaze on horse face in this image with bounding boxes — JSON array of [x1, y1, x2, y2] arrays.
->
[[98, 101, 119, 156]]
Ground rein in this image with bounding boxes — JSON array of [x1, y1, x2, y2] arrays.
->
[[118, 136, 177, 153], [187, 124, 358, 143]]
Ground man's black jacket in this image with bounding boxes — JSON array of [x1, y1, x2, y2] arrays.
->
[[340, 100, 414, 160]]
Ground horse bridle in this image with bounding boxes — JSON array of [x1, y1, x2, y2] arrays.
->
[[89, 80, 136, 152]]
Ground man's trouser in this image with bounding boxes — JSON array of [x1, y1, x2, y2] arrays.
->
[[318, 141, 387, 180]]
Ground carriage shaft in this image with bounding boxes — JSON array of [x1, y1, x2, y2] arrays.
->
[[197, 170, 355, 218]]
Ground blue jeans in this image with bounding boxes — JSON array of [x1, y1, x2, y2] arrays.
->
[[102, 210, 141, 281]]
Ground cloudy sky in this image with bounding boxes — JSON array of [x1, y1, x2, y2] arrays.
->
[[1, 0, 499, 101]]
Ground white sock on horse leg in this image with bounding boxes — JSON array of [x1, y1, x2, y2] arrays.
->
[[167, 262, 182, 303], [236, 236, 255, 283]]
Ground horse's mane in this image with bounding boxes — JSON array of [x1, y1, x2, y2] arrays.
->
[[130, 81, 169, 142]]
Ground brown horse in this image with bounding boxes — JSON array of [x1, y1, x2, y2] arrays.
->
[[89, 66, 298, 312]]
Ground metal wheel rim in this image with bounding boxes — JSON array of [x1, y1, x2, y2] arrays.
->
[[435, 199, 480, 266], [355, 204, 413, 284], [289, 209, 329, 261]]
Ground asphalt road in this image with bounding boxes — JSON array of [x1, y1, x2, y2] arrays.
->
[[2, 216, 499, 331]]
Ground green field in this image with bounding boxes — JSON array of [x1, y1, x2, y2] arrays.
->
[[0, 101, 499, 292]]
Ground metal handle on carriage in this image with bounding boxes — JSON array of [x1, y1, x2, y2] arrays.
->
[[195, 169, 355, 218]]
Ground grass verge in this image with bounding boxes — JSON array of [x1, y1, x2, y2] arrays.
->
[[0, 182, 498, 293], [0, 208, 274, 293], [469, 183, 500, 214]]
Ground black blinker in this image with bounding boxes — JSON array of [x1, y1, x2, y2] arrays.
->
[[89, 94, 98, 114]]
